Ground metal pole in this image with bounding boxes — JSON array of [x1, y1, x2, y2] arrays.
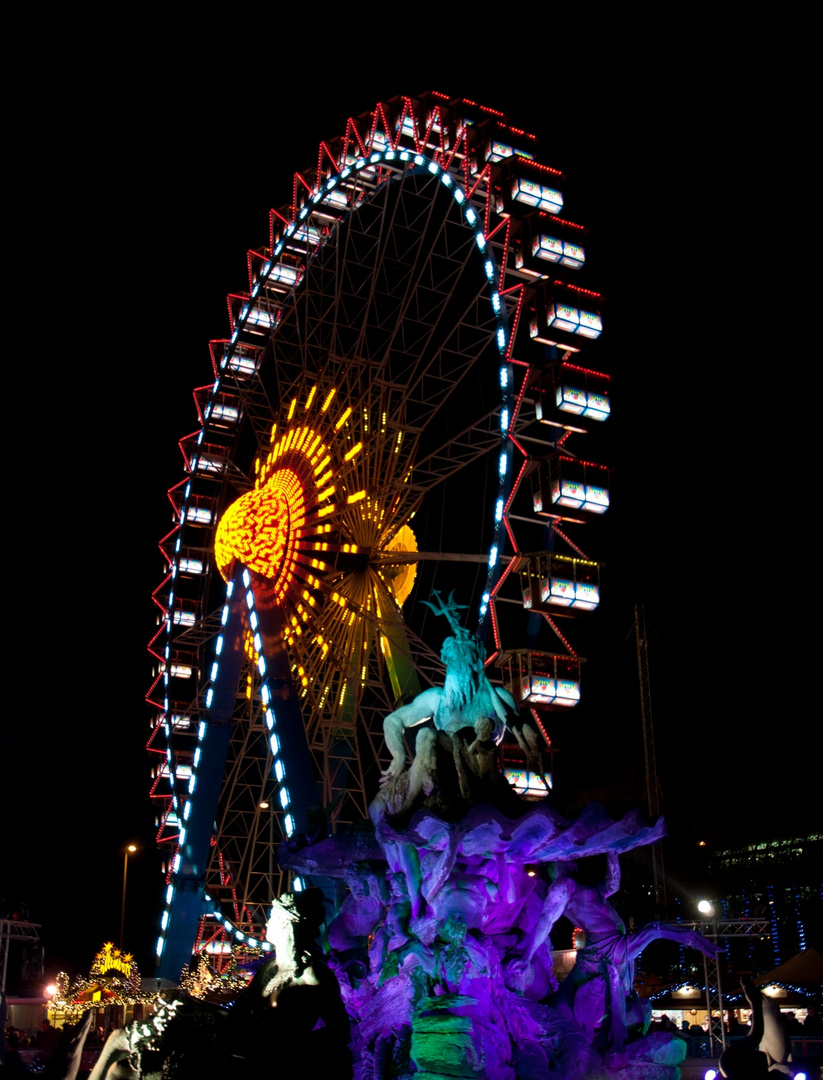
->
[[701, 917, 725, 1057], [683, 914, 768, 1059], [120, 850, 129, 951], [120, 847, 136, 951], [269, 804, 274, 902], [712, 918, 726, 1054], [634, 604, 666, 907], [703, 948, 711, 1052], [1, 920, 10, 995]]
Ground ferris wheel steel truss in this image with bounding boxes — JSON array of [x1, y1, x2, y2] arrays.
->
[[147, 92, 609, 979]]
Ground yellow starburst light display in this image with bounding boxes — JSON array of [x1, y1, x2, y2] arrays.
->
[[214, 380, 422, 813], [384, 524, 418, 607]]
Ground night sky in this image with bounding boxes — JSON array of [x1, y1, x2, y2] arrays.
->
[[4, 47, 815, 984]]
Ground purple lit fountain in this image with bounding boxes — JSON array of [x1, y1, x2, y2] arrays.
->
[[281, 598, 718, 1079]]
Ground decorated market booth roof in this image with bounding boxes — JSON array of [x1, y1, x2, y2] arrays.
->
[[650, 972, 821, 1011], [755, 947, 823, 988], [51, 942, 157, 1015], [70, 983, 117, 1004], [91, 942, 136, 981]]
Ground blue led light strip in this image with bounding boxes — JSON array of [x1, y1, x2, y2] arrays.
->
[[202, 893, 273, 952], [238, 570, 297, 840], [156, 570, 304, 962]]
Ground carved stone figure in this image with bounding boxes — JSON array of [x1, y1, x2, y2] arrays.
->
[[526, 856, 721, 1051], [262, 893, 320, 1001], [375, 591, 543, 819], [282, 798, 712, 1079], [718, 976, 792, 1078], [464, 716, 498, 779], [327, 863, 387, 973]]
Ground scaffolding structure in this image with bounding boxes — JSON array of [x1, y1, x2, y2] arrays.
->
[[634, 603, 666, 907], [681, 916, 772, 1055], [0, 919, 41, 994]]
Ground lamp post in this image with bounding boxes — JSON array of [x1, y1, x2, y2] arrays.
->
[[681, 901, 772, 1064], [697, 899, 725, 1057], [259, 802, 274, 902], [120, 845, 137, 951], [44, 982, 57, 1026]]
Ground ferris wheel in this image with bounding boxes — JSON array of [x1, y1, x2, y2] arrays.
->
[[147, 93, 611, 980]]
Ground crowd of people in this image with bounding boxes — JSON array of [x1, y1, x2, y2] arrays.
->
[[650, 1004, 823, 1039], [3, 1018, 110, 1051]]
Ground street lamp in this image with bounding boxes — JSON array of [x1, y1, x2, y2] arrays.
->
[[260, 802, 274, 902], [120, 845, 137, 951], [681, 901, 772, 1065], [697, 898, 725, 1057], [44, 982, 58, 1027]]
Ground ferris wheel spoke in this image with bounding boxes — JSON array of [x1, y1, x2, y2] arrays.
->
[[336, 175, 420, 366], [405, 410, 501, 495], [279, 171, 491, 434], [220, 360, 280, 451], [371, 551, 495, 566]]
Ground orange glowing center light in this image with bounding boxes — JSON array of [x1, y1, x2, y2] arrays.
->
[[215, 467, 306, 598], [214, 411, 342, 605]]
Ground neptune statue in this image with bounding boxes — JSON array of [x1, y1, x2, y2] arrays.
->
[[375, 590, 543, 820]]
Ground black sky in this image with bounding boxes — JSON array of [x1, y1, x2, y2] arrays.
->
[[4, 41, 816, 981]]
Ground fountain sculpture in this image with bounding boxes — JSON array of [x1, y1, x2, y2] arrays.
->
[[81, 596, 718, 1079], [281, 598, 719, 1078]]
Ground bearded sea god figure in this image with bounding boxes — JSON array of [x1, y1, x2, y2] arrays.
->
[[377, 591, 544, 817]]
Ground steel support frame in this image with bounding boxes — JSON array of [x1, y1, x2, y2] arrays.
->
[[680, 917, 772, 1057], [0, 920, 41, 995]]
